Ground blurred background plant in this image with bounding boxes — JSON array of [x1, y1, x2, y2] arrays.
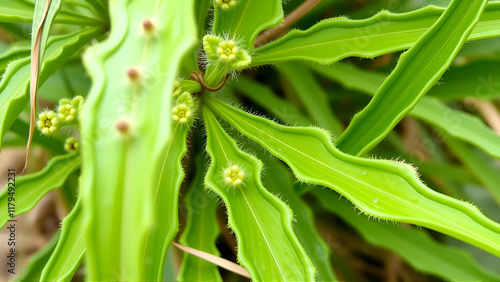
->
[[1, 0, 500, 281]]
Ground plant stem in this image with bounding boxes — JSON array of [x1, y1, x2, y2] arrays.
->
[[255, 0, 322, 48]]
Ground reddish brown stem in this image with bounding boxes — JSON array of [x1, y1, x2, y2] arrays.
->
[[255, 0, 322, 48]]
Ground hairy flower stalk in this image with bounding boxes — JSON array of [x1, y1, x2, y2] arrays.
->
[[202, 34, 251, 87]]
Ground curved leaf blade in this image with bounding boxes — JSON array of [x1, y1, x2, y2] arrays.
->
[[428, 60, 500, 101], [276, 64, 343, 135], [143, 123, 190, 281], [203, 105, 316, 281], [251, 3, 500, 66], [25, 0, 62, 171], [311, 63, 500, 160], [41, 200, 85, 282], [0, 41, 30, 74], [206, 97, 500, 258], [0, 27, 103, 152], [15, 232, 60, 282], [250, 143, 337, 281], [444, 137, 500, 204], [0, 0, 102, 25], [230, 78, 312, 127], [314, 189, 500, 281], [337, 0, 488, 155], [178, 154, 222, 282], [0, 153, 81, 229], [0, 0, 35, 22], [80, 0, 196, 279], [212, 0, 283, 51]]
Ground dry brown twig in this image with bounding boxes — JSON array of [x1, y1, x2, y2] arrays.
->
[[171, 242, 251, 279], [24, 0, 53, 174]]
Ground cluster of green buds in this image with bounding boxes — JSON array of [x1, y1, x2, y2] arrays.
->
[[64, 137, 80, 153], [224, 165, 245, 186], [203, 35, 251, 71], [172, 81, 196, 125], [215, 0, 237, 10], [37, 95, 84, 153]]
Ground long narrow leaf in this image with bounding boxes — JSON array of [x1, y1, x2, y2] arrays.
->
[[0, 0, 97, 25], [428, 60, 500, 101], [206, 96, 500, 258], [0, 27, 103, 152], [80, 0, 197, 279], [0, 41, 30, 74], [276, 64, 343, 135], [143, 122, 190, 281], [230, 78, 311, 126], [41, 200, 85, 282], [444, 137, 500, 204], [212, 0, 283, 51], [337, 0, 488, 156], [178, 154, 222, 282], [314, 189, 500, 281], [250, 143, 337, 281], [251, 3, 500, 66], [203, 105, 316, 281], [311, 63, 500, 160], [9, 118, 65, 154], [15, 232, 60, 282], [0, 153, 81, 229], [25, 0, 62, 171]]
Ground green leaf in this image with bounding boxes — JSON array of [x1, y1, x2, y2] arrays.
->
[[0, 0, 103, 26], [41, 200, 85, 282], [203, 105, 316, 281], [15, 232, 60, 282], [179, 0, 208, 76], [411, 98, 500, 159], [205, 96, 500, 258], [31, 0, 62, 66], [230, 78, 312, 127], [276, 64, 343, 136], [311, 63, 500, 160], [0, 0, 34, 23], [248, 143, 337, 281], [178, 154, 222, 282], [212, 0, 283, 51], [444, 137, 500, 205], [314, 189, 500, 281], [0, 153, 81, 229], [0, 27, 103, 152], [1, 132, 26, 148], [251, 3, 500, 66], [37, 63, 92, 103], [428, 60, 500, 101], [80, 0, 197, 279], [337, 0, 488, 156], [9, 118, 65, 154], [195, 0, 211, 38], [143, 122, 190, 281], [0, 41, 30, 74]]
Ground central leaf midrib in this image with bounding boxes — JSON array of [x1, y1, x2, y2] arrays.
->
[[206, 110, 288, 280], [212, 101, 498, 250]]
